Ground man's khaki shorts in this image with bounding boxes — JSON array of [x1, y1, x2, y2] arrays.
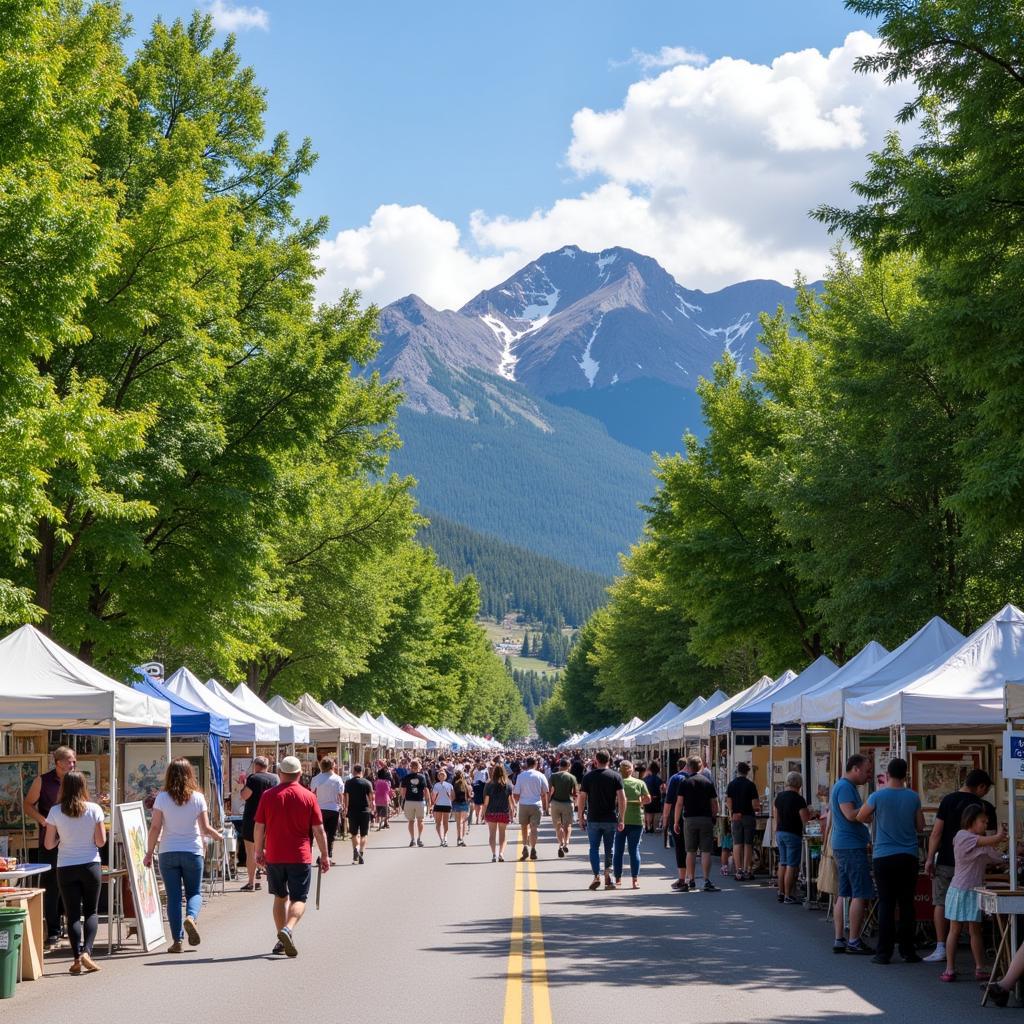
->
[[549, 800, 574, 829], [404, 801, 425, 821], [518, 804, 542, 829], [932, 863, 954, 905]]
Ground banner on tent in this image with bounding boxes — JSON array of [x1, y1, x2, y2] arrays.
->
[[1002, 730, 1024, 780]]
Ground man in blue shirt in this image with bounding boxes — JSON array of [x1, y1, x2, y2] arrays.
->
[[828, 753, 874, 954]]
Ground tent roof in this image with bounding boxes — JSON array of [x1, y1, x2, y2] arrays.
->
[[654, 692, 730, 743], [619, 702, 683, 747], [133, 675, 229, 738], [402, 724, 429, 740], [294, 694, 365, 744], [697, 676, 775, 740], [165, 667, 278, 743], [844, 604, 1024, 730], [798, 617, 965, 725], [726, 657, 837, 732], [323, 701, 377, 745], [0, 624, 171, 730], [713, 668, 801, 735], [267, 695, 363, 745], [771, 642, 887, 725], [227, 682, 309, 744]]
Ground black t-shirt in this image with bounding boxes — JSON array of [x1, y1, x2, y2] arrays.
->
[[679, 774, 717, 818], [242, 771, 279, 824], [580, 767, 624, 822], [936, 791, 998, 867], [643, 774, 663, 805], [344, 776, 374, 816], [483, 781, 512, 815], [774, 789, 808, 835], [570, 759, 584, 783], [726, 776, 759, 815], [401, 772, 428, 802]]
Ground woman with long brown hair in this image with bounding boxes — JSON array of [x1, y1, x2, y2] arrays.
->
[[43, 770, 106, 974], [482, 762, 516, 862], [143, 759, 222, 952]]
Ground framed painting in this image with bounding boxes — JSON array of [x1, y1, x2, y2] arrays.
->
[[230, 757, 254, 813], [123, 743, 205, 810], [912, 751, 981, 810], [0, 756, 44, 831], [116, 801, 165, 952]]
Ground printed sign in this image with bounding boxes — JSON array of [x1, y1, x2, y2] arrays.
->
[[1002, 730, 1024, 779]]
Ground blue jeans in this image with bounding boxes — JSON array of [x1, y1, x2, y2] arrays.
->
[[159, 851, 204, 941], [777, 831, 802, 868], [587, 821, 616, 876], [612, 824, 643, 880]]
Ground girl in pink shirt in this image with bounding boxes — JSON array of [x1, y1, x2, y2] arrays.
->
[[374, 774, 392, 830], [941, 804, 1008, 982]]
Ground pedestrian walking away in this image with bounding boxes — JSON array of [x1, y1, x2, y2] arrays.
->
[[578, 749, 625, 890], [23, 745, 78, 947], [513, 755, 550, 860], [726, 761, 761, 880], [401, 759, 429, 847], [253, 755, 331, 957], [239, 756, 279, 891], [451, 769, 472, 846], [472, 761, 489, 824], [43, 770, 106, 975], [642, 761, 663, 834], [549, 758, 579, 857], [774, 772, 810, 904], [431, 769, 455, 846], [674, 757, 721, 892], [482, 763, 515, 861], [143, 758, 224, 952], [310, 757, 345, 863], [613, 760, 650, 888], [374, 769, 393, 831], [343, 765, 374, 863]]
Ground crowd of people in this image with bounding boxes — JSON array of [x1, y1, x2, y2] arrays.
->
[[18, 742, 1024, 1004]]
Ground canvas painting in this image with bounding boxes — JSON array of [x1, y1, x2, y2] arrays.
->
[[913, 752, 981, 810], [230, 757, 254, 813], [0, 756, 44, 831], [123, 743, 204, 809], [116, 801, 165, 951]]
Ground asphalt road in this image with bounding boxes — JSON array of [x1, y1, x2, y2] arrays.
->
[[9, 818, 1008, 1023]]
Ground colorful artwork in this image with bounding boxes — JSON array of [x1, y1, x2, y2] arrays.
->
[[230, 757, 254, 813], [0, 756, 43, 831], [913, 751, 982, 810], [123, 743, 204, 809], [116, 801, 165, 952]]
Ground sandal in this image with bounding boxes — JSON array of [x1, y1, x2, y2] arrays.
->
[[240, 882, 261, 891], [975, 968, 990, 982], [939, 970, 957, 983]]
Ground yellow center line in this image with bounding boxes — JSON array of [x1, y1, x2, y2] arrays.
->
[[503, 857, 526, 1024], [528, 861, 553, 1024]]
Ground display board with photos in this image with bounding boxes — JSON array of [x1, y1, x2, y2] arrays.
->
[[912, 750, 982, 812]]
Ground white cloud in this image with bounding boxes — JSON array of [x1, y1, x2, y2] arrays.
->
[[208, 0, 269, 32], [317, 31, 915, 309], [616, 45, 709, 70]]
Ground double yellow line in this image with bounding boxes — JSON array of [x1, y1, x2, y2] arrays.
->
[[503, 856, 552, 1024]]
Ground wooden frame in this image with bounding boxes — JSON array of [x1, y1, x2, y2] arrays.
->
[[0, 755, 44, 832], [116, 801, 165, 952], [912, 751, 982, 811]]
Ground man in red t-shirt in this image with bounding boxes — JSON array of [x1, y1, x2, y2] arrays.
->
[[254, 755, 330, 957]]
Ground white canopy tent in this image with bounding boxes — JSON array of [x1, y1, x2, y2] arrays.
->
[[366, 712, 413, 749], [800, 617, 964, 725], [845, 604, 1024, 734], [733, 657, 837, 730], [323, 702, 377, 746], [771, 641, 890, 726], [165, 667, 278, 743], [618, 702, 682, 749], [267, 694, 363, 746], [688, 676, 775, 743], [654, 691, 729, 744], [604, 717, 644, 744], [415, 724, 445, 748], [711, 669, 798, 736], [224, 682, 309, 745]]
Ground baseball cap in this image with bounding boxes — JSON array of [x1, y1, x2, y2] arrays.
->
[[278, 755, 302, 774]]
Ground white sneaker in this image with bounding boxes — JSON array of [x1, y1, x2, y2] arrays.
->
[[923, 945, 946, 963]]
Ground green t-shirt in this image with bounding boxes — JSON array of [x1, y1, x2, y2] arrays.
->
[[550, 770, 578, 803], [622, 776, 648, 826]]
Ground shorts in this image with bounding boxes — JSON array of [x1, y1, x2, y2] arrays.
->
[[265, 862, 312, 903], [433, 805, 452, 815], [347, 813, 371, 837], [646, 800, 663, 815], [550, 800, 574, 829], [404, 802, 425, 821], [683, 816, 714, 855], [485, 812, 510, 825], [932, 863, 955, 905], [834, 847, 875, 900], [451, 802, 470, 813], [241, 819, 256, 843], [375, 805, 388, 818], [733, 814, 756, 846], [777, 830, 802, 868], [518, 804, 542, 829], [721, 834, 733, 851]]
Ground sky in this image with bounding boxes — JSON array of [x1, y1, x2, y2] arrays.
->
[[122, 1, 913, 310]]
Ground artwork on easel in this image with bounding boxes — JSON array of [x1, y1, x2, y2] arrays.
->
[[116, 802, 165, 952], [0, 756, 44, 832]]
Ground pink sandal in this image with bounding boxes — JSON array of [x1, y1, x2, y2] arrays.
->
[[975, 968, 990, 982], [939, 970, 956, 983]]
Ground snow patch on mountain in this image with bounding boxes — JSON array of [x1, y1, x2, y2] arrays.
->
[[676, 293, 702, 319], [697, 313, 756, 365], [596, 252, 618, 271], [481, 314, 525, 381], [578, 314, 605, 387]]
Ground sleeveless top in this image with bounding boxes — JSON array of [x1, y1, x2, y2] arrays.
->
[[37, 769, 61, 836]]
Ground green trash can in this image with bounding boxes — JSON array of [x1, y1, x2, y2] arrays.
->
[[0, 907, 26, 999]]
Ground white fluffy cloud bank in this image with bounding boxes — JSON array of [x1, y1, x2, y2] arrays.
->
[[209, 1, 269, 32], [317, 31, 914, 311]]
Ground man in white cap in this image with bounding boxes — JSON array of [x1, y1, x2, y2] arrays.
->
[[254, 755, 331, 957]]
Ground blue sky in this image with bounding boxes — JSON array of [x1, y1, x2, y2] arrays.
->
[[122, 1, 905, 308]]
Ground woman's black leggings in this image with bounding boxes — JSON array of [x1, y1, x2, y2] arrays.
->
[[56, 862, 102, 957]]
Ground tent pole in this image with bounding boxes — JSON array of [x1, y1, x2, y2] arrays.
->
[[165, 725, 172, 766], [109, 717, 118, 954]]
